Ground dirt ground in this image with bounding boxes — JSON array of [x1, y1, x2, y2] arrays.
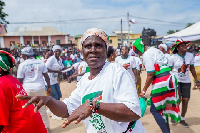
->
[[49, 71, 200, 133]]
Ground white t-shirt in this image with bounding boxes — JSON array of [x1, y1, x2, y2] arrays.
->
[[134, 56, 142, 71], [17, 57, 24, 64], [17, 58, 47, 90], [115, 55, 136, 80], [165, 54, 171, 64], [62, 62, 145, 133], [77, 61, 88, 82], [45, 56, 64, 85], [70, 54, 75, 60], [116, 49, 120, 56], [168, 52, 194, 83], [194, 54, 200, 66], [143, 47, 168, 73], [72, 62, 80, 70], [129, 49, 138, 57]]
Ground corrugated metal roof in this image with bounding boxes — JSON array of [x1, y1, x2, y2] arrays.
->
[[5, 27, 69, 36]]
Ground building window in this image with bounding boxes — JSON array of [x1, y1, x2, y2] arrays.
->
[[10, 41, 15, 46], [42, 41, 46, 44], [109, 39, 112, 44], [118, 39, 121, 41], [56, 40, 61, 45], [27, 41, 30, 44], [34, 41, 39, 44]]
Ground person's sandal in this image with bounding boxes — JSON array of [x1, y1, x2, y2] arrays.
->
[[180, 120, 189, 128]]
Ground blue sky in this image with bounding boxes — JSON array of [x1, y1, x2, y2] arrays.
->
[[3, 0, 200, 36]]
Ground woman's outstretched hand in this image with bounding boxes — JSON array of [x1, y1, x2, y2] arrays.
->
[[62, 100, 92, 128], [15, 94, 51, 113]]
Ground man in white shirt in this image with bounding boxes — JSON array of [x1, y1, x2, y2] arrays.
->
[[17, 47, 51, 131], [115, 46, 138, 84]]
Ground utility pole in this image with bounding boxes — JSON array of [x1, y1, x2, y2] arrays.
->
[[121, 19, 123, 46], [127, 12, 130, 47], [59, 16, 62, 36]]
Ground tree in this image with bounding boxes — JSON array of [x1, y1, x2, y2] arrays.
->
[[0, 0, 9, 24], [167, 23, 194, 34], [185, 23, 194, 28], [167, 30, 175, 35]]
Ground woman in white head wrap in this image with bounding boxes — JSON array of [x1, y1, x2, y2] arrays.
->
[[17, 28, 145, 133], [45, 45, 65, 101]]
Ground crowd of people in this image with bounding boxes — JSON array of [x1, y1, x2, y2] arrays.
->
[[0, 28, 200, 133]]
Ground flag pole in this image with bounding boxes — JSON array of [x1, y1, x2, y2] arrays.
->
[[127, 12, 130, 47]]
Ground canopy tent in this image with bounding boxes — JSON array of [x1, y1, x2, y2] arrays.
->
[[164, 21, 200, 41]]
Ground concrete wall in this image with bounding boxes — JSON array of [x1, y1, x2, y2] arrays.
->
[[24, 36, 32, 44], [40, 36, 48, 44], [130, 34, 141, 39], [51, 35, 65, 44], [109, 36, 118, 48], [0, 36, 5, 48], [4, 36, 20, 47], [76, 37, 81, 50]]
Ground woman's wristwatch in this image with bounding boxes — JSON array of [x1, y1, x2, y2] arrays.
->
[[195, 81, 200, 83]]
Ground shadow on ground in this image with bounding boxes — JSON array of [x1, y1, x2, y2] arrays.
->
[[50, 121, 86, 133]]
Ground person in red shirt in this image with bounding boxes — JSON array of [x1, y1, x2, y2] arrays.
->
[[0, 50, 47, 133]]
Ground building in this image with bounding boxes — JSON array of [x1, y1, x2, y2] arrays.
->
[[0, 26, 70, 48], [75, 34, 82, 50], [108, 35, 118, 48], [74, 31, 142, 50], [113, 31, 141, 47]]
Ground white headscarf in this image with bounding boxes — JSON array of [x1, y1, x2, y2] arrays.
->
[[158, 43, 168, 52], [80, 28, 109, 49], [21, 47, 35, 56], [52, 45, 62, 52]]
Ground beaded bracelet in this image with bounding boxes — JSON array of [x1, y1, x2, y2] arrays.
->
[[89, 100, 100, 113]]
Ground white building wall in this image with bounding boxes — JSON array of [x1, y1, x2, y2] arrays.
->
[[65, 35, 68, 44], [48, 36, 51, 43], [32, 36, 34, 44], [20, 36, 24, 44], [0, 36, 5, 48]]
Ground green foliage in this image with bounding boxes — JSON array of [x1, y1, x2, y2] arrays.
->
[[167, 23, 194, 34], [0, 0, 9, 24], [167, 30, 175, 35], [185, 23, 194, 28]]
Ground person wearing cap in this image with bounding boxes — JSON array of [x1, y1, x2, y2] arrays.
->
[[0, 50, 47, 133], [132, 39, 180, 133], [17, 47, 51, 131], [168, 39, 200, 127], [16, 28, 146, 133]]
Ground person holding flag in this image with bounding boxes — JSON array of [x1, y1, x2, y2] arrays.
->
[[133, 38, 180, 133]]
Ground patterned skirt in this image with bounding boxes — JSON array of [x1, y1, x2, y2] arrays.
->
[[151, 65, 181, 123]]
